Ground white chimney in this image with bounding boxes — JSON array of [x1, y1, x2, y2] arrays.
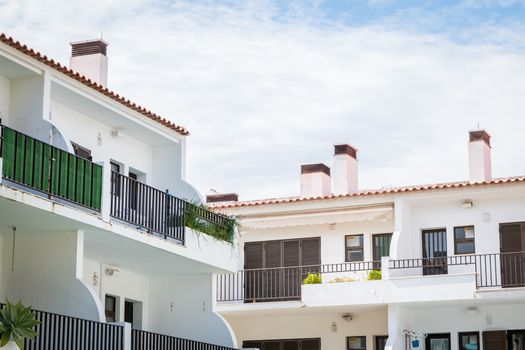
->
[[300, 163, 331, 198], [70, 39, 109, 87], [468, 130, 492, 183], [333, 144, 358, 195]]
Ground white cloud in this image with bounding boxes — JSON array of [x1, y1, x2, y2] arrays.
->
[[1, 0, 525, 200]]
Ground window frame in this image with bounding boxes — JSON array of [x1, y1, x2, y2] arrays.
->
[[454, 226, 476, 255], [345, 234, 364, 262], [458, 331, 480, 350], [347, 336, 367, 350], [426, 333, 451, 350], [105, 295, 117, 323]]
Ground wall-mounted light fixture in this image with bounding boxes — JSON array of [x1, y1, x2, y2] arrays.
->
[[462, 200, 473, 208], [105, 267, 120, 276], [342, 313, 353, 321]]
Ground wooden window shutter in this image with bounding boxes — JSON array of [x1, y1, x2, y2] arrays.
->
[[283, 240, 300, 267], [500, 223, 523, 253], [265, 241, 282, 268], [243, 341, 263, 349], [483, 331, 506, 350], [244, 242, 263, 269], [264, 341, 281, 350], [301, 339, 321, 350], [283, 340, 299, 350], [301, 238, 321, 266]]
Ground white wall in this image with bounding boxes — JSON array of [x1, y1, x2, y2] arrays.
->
[[0, 230, 101, 320], [82, 258, 150, 329], [227, 306, 388, 349], [0, 74, 10, 123], [398, 190, 525, 261], [148, 273, 236, 347], [50, 101, 154, 179], [239, 219, 394, 270], [391, 302, 525, 350]]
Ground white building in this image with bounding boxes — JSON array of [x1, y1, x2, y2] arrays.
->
[[212, 131, 525, 350], [0, 33, 242, 349]]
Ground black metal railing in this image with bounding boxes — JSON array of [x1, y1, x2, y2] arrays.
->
[[0, 124, 103, 211], [110, 172, 234, 244], [0, 303, 124, 350], [132, 329, 240, 350], [389, 252, 525, 288], [216, 261, 378, 302]]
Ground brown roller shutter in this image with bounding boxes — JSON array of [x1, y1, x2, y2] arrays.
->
[[244, 242, 263, 269], [243, 341, 262, 349], [500, 223, 525, 287], [264, 341, 281, 350], [301, 238, 321, 266], [283, 340, 299, 350], [483, 331, 506, 350], [301, 339, 321, 350]]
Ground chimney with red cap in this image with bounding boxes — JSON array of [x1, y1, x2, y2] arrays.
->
[[332, 144, 358, 195], [300, 163, 331, 198]]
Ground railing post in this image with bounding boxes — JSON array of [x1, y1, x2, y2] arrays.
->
[[100, 159, 112, 221], [114, 322, 132, 350], [381, 256, 390, 280]]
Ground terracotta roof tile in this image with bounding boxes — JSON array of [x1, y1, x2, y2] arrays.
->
[[0, 33, 189, 136], [210, 176, 525, 209]]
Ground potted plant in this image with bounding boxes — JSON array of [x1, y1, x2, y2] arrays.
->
[[0, 300, 39, 350]]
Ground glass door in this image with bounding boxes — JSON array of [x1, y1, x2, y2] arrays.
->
[[426, 333, 451, 350]]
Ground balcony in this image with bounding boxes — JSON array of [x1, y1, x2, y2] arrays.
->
[[216, 261, 379, 303], [0, 124, 235, 245], [1, 124, 103, 211], [0, 303, 240, 350]]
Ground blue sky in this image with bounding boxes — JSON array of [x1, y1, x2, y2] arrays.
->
[[1, 0, 525, 200]]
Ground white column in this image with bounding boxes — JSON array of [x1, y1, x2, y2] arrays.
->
[[381, 256, 390, 280], [115, 322, 132, 350], [100, 159, 112, 222]]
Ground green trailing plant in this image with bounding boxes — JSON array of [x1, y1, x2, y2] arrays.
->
[[0, 299, 39, 349], [303, 273, 322, 284], [368, 270, 382, 280], [183, 202, 239, 243]]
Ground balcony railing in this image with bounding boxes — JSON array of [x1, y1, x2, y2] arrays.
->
[[389, 251, 525, 288], [110, 172, 234, 244], [216, 261, 377, 303], [0, 303, 124, 350], [0, 124, 103, 211], [132, 329, 240, 350]]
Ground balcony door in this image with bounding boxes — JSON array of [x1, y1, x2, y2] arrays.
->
[[500, 222, 525, 288], [422, 229, 448, 276], [244, 238, 320, 302]]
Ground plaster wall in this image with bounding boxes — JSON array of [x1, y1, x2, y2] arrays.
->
[[82, 258, 150, 329], [50, 100, 154, 183], [396, 193, 525, 263], [390, 302, 525, 350], [148, 274, 236, 347], [238, 219, 394, 270], [227, 306, 388, 350], [0, 230, 100, 320], [0, 74, 10, 123]]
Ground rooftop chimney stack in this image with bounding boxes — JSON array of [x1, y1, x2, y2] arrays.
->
[[333, 144, 358, 195], [468, 130, 492, 183], [70, 39, 109, 87], [206, 193, 239, 203], [300, 164, 331, 198]]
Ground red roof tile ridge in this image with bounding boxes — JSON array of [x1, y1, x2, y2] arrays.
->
[[0, 33, 189, 136], [210, 175, 525, 209]]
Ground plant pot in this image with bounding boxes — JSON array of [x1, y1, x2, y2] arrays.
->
[[0, 340, 20, 350]]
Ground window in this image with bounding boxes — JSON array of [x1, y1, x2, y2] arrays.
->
[[110, 162, 121, 196], [71, 142, 92, 161], [458, 332, 479, 350], [243, 338, 320, 350], [426, 333, 451, 350], [373, 233, 392, 268], [346, 235, 364, 262], [374, 336, 388, 350], [454, 226, 475, 254], [105, 295, 117, 322], [347, 336, 366, 350], [129, 171, 139, 210]]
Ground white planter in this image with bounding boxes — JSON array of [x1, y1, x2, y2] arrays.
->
[[0, 340, 20, 350]]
